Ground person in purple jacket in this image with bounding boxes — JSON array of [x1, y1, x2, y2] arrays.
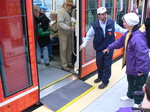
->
[[103, 13, 150, 108]]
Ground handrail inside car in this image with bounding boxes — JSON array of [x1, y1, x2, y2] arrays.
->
[[119, 0, 123, 12]]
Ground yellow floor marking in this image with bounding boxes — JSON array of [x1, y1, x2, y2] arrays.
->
[[56, 86, 95, 112], [33, 59, 126, 112], [40, 73, 73, 90]]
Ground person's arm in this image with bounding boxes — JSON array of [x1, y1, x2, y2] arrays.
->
[[57, 10, 74, 31], [115, 22, 127, 34], [103, 33, 126, 53], [80, 26, 95, 50], [49, 22, 58, 32], [39, 14, 50, 31], [50, 32, 58, 38]]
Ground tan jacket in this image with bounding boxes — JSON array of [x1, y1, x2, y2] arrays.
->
[[49, 21, 58, 38], [57, 7, 72, 35]]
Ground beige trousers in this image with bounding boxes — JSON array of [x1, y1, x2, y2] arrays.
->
[[58, 31, 73, 67]]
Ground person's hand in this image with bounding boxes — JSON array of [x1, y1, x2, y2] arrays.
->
[[70, 26, 75, 31], [138, 73, 143, 76], [102, 49, 109, 53], [50, 36, 54, 38], [80, 45, 84, 51]]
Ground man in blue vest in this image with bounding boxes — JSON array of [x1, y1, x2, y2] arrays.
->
[[80, 7, 127, 89]]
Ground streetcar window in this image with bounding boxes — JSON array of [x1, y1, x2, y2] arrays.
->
[[0, 0, 32, 97], [101, 0, 114, 19], [84, 0, 97, 62], [147, 0, 150, 18], [116, 0, 128, 27], [56, 0, 75, 11], [56, 0, 65, 12]]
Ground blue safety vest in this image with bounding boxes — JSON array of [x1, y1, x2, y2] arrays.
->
[[92, 19, 115, 51]]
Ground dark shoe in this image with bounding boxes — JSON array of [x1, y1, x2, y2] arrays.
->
[[45, 63, 50, 66], [61, 67, 71, 72], [37, 62, 41, 64], [94, 78, 102, 83], [68, 64, 74, 68], [49, 55, 53, 61], [98, 83, 107, 89]]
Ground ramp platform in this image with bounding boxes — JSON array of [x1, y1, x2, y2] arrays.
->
[[40, 79, 94, 112]]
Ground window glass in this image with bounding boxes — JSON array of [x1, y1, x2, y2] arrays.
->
[[116, 0, 128, 27], [105, 0, 114, 19], [56, 0, 65, 12], [33, 0, 52, 18], [147, 0, 150, 18], [84, 0, 97, 62], [0, 0, 32, 97], [56, 0, 76, 12]]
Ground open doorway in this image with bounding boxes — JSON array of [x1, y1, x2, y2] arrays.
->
[[32, 0, 77, 91]]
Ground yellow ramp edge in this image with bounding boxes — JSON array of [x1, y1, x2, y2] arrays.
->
[[40, 73, 73, 90], [56, 86, 95, 112]]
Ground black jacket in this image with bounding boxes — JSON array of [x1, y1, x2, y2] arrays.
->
[[35, 12, 50, 48], [145, 18, 150, 49]]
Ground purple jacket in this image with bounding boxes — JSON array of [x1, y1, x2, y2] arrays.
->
[[108, 30, 150, 76]]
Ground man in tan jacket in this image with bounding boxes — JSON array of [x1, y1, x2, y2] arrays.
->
[[57, 0, 75, 71]]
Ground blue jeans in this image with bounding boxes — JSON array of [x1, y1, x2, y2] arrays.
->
[[47, 37, 59, 56], [36, 42, 49, 63]]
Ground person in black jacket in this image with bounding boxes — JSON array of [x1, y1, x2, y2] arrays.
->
[[145, 17, 150, 49], [34, 5, 50, 66]]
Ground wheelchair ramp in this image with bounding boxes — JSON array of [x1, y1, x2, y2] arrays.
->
[[40, 79, 94, 112], [38, 66, 73, 90]]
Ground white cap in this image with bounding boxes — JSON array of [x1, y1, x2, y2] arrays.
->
[[123, 13, 139, 26], [97, 7, 107, 14]]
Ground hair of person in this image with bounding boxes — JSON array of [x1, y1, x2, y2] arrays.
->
[[146, 76, 150, 101], [34, 5, 40, 12], [50, 11, 57, 17]]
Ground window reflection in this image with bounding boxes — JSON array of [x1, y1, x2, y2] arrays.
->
[[0, 0, 32, 97], [84, 0, 97, 62], [116, 0, 128, 27]]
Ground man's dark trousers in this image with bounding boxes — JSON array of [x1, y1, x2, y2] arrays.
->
[[96, 50, 114, 85]]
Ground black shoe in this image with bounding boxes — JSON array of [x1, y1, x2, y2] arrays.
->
[[98, 83, 107, 89], [94, 78, 102, 83], [49, 55, 53, 61], [45, 63, 50, 66], [37, 62, 41, 64]]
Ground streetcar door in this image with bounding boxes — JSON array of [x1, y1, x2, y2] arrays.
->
[[0, 0, 39, 112], [76, 0, 99, 78]]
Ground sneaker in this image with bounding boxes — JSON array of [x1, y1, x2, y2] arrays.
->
[[94, 78, 102, 83], [133, 104, 139, 108], [45, 63, 50, 66], [61, 67, 71, 72], [98, 83, 107, 89], [120, 96, 133, 101]]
